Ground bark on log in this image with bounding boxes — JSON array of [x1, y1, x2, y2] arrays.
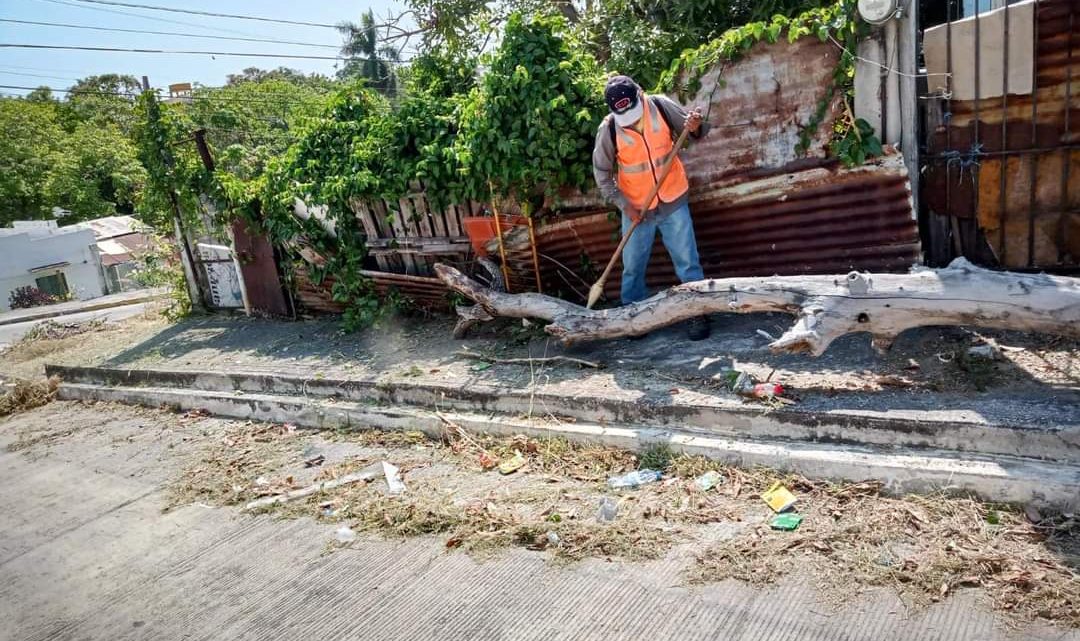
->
[[433, 259, 1080, 355]]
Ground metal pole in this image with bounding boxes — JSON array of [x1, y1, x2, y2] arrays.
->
[[1027, 0, 1040, 267], [998, 0, 1010, 266], [147, 75, 204, 312], [193, 129, 251, 316]]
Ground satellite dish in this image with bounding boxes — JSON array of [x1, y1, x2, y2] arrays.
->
[[858, 0, 900, 25]]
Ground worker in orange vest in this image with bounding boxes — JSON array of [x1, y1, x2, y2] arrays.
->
[[592, 75, 711, 340]]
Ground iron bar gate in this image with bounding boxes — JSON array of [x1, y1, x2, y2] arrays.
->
[[918, 0, 1079, 271]]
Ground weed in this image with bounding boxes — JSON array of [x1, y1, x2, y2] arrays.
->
[[638, 443, 674, 471]]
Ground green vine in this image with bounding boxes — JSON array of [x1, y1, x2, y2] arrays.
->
[[453, 13, 605, 205], [657, 0, 881, 167], [257, 15, 606, 328]]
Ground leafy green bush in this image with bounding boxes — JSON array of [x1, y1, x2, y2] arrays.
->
[[454, 13, 605, 204]]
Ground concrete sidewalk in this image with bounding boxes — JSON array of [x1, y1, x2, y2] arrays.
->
[[0, 287, 168, 327], [2, 401, 1075, 641]]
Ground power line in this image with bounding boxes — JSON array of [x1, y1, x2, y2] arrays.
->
[[0, 18, 340, 49], [0, 70, 80, 82], [0, 83, 328, 108], [36, 0, 272, 39], [0, 43, 348, 61], [56, 0, 422, 43], [0, 63, 122, 75], [64, 0, 342, 29], [0, 43, 414, 65]]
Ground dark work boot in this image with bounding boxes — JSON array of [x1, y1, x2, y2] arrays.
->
[[686, 316, 710, 341]]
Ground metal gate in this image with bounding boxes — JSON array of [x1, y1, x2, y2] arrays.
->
[[918, 0, 1078, 270]]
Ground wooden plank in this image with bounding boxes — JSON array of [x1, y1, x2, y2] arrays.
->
[[412, 193, 435, 239], [353, 198, 392, 272], [444, 203, 462, 236], [399, 196, 431, 274], [427, 196, 448, 238], [367, 236, 471, 251], [385, 198, 420, 275]]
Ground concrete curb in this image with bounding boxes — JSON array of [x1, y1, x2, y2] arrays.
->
[[0, 289, 167, 326], [46, 364, 1080, 464], [55, 381, 1080, 508]]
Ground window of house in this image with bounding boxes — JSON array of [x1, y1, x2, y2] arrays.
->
[[35, 272, 70, 299]]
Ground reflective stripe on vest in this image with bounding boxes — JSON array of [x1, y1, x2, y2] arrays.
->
[[614, 96, 689, 211]]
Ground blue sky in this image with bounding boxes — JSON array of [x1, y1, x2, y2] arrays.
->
[[0, 0, 408, 95]]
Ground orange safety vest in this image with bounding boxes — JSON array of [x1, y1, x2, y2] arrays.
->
[[614, 96, 689, 211]]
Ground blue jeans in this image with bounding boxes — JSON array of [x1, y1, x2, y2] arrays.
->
[[620, 202, 704, 305]]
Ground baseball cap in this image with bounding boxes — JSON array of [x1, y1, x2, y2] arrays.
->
[[605, 75, 643, 127]]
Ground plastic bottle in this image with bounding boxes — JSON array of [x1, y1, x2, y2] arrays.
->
[[596, 496, 619, 522], [607, 469, 663, 489], [750, 383, 784, 398]]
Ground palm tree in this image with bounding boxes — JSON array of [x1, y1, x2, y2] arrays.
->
[[336, 10, 400, 95]]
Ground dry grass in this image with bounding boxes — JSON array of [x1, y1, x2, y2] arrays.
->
[[3, 320, 108, 363], [690, 479, 1080, 626], [441, 422, 637, 481], [165, 422, 1080, 627], [0, 377, 59, 420], [166, 421, 305, 509]]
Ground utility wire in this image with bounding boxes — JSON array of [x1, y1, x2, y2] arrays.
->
[[0, 43, 346, 61], [0, 43, 413, 64], [36, 0, 275, 39], [0, 83, 327, 108], [0, 70, 81, 82], [63, 0, 342, 29], [0, 18, 340, 49], [58, 0, 423, 43]]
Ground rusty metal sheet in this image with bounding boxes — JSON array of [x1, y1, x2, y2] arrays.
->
[[536, 152, 918, 304], [360, 270, 451, 309], [677, 37, 841, 187], [232, 219, 290, 317]]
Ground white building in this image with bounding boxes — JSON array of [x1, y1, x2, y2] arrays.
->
[[0, 220, 107, 312]]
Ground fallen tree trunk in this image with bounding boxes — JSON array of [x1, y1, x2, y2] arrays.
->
[[434, 259, 1080, 355]]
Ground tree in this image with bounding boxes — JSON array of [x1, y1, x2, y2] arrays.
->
[[64, 74, 142, 133], [43, 122, 146, 222], [0, 99, 64, 224], [336, 9, 401, 94], [226, 66, 335, 90], [25, 86, 55, 103]]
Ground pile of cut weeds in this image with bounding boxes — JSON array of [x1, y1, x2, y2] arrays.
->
[[169, 421, 1080, 627], [0, 377, 59, 419], [690, 472, 1080, 626]]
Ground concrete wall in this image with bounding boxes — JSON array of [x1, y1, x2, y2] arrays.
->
[[0, 221, 106, 312]]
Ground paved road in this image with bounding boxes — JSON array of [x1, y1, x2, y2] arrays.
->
[[0, 402, 1074, 641], [0, 301, 152, 349]]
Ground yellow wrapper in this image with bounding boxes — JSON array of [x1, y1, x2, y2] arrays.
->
[[761, 482, 798, 513]]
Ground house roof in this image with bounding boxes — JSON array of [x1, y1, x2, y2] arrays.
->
[[74, 215, 148, 241]]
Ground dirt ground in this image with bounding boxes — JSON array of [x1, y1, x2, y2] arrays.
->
[[2, 400, 1078, 630], [4, 305, 1076, 432], [0, 306, 171, 382], [2, 309, 1080, 635]]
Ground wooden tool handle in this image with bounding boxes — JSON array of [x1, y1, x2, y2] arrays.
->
[[594, 125, 694, 289]]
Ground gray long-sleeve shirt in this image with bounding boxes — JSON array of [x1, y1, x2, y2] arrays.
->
[[592, 94, 710, 220]]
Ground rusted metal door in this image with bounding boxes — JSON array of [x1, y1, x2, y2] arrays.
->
[[231, 219, 290, 317]]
